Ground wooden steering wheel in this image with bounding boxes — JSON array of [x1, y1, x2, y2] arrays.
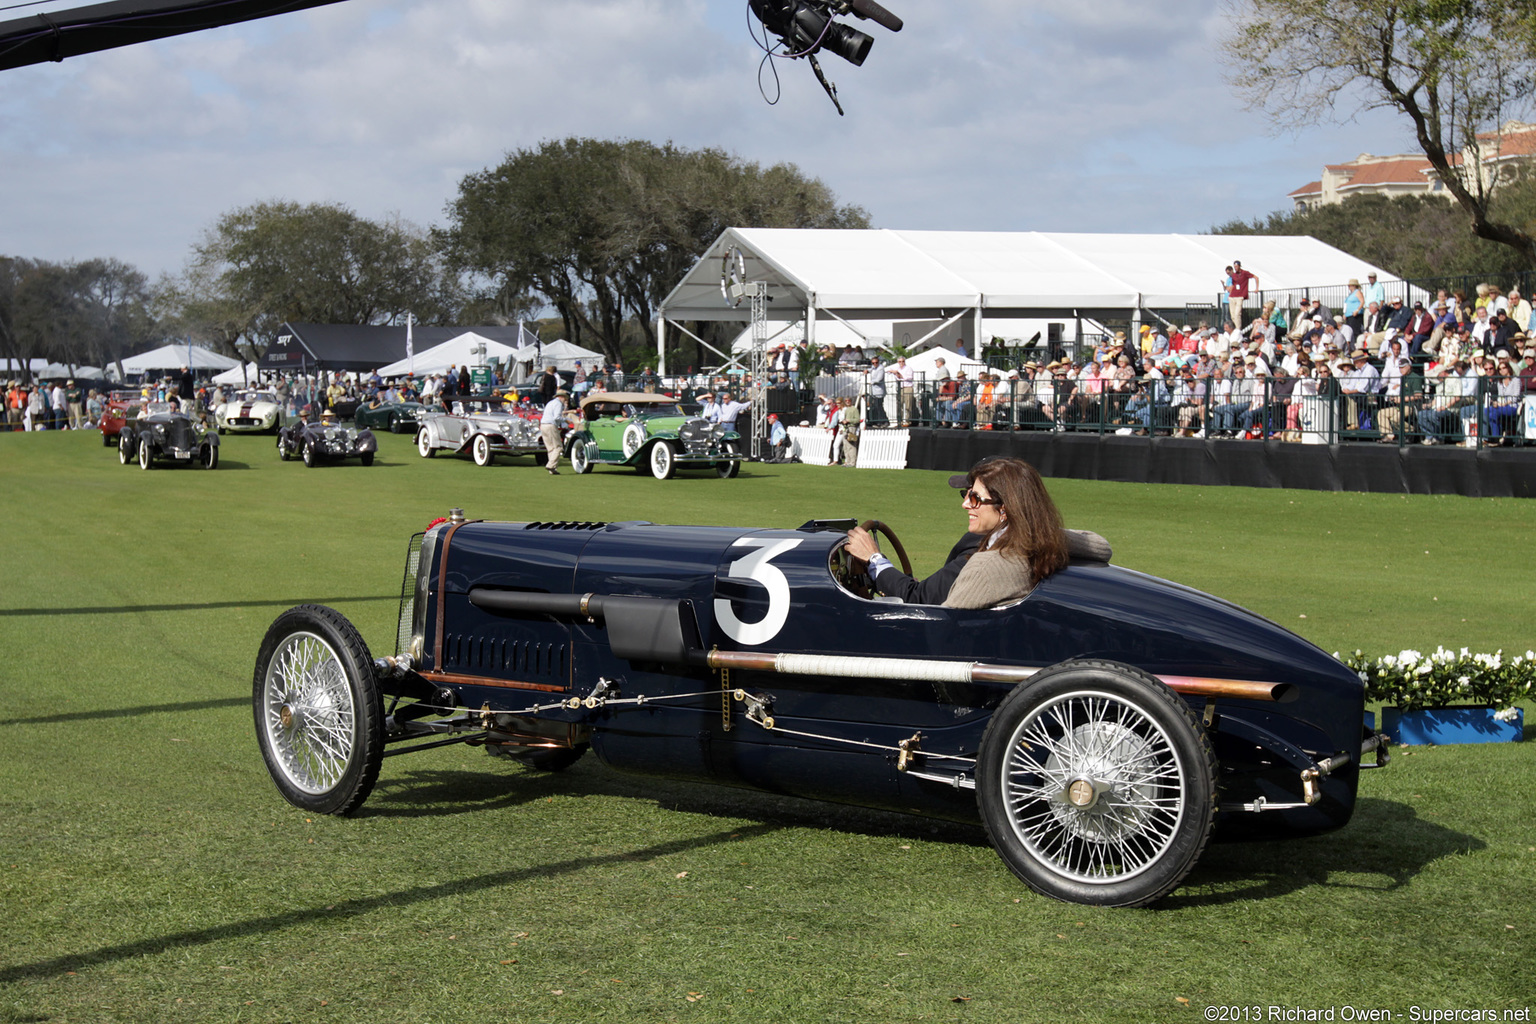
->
[[859, 519, 913, 579]]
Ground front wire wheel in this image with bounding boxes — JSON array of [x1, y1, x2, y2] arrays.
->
[[570, 438, 593, 474], [649, 441, 676, 480], [253, 604, 384, 815], [975, 660, 1216, 907], [716, 440, 740, 478]]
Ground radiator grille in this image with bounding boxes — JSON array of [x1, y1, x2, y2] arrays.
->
[[395, 532, 424, 657]]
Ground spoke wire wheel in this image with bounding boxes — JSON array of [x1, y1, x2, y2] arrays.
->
[[253, 605, 383, 815], [138, 436, 154, 469], [302, 441, 316, 467], [118, 432, 134, 464], [976, 660, 1216, 907], [472, 434, 492, 466], [649, 441, 675, 480]]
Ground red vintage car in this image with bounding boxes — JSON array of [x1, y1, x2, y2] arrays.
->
[[98, 390, 144, 446]]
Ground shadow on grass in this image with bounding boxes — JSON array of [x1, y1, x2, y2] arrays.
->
[[1, 696, 249, 727], [0, 823, 780, 985], [1164, 796, 1484, 908], [367, 764, 1484, 908], [0, 595, 396, 617], [364, 757, 990, 847]]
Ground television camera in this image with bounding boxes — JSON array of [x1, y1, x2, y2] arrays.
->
[[748, 0, 903, 115]]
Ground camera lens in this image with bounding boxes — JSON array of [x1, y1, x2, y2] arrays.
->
[[822, 21, 873, 65]]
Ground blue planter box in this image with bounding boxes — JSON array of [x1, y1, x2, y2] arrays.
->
[[1381, 706, 1524, 745]]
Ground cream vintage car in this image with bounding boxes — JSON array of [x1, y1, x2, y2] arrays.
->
[[214, 389, 291, 434]]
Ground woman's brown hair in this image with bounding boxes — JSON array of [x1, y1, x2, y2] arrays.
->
[[967, 458, 1069, 582]]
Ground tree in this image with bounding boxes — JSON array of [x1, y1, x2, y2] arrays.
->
[[441, 138, 869, 365], [1224, 0, 1536, 266], [179, 201, 464, 359], [1212, 192, 1502, 277], [0, 256, 155, 380]]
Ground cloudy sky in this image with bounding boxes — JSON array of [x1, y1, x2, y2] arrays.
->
[[2, 0, 1409, 282]]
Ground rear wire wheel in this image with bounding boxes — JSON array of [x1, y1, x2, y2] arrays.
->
[[975, 659, 1216, 907], [253, 604, 384, 815]]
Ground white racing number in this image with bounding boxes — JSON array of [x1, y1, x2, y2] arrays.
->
[[714, 537, 802, 646]]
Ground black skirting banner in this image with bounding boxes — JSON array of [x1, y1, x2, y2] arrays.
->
[[905, 430, 1536, 499]]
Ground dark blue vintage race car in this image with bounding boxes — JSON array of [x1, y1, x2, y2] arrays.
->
[[253, 511, 1388, 907]]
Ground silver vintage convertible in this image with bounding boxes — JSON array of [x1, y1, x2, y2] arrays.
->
[[415, 399, 545, 466]]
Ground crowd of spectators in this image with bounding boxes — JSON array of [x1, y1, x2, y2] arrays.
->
[[10, 283, 1535, 451], [854, 283, 1536, 446]]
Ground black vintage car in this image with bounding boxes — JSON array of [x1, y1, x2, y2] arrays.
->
[[117, 403, 219, 469], [277, 415, 378, 467], [253, 511, 1388, 908]]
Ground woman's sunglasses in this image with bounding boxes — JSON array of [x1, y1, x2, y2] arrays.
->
[[961, 488, 1002, 507]]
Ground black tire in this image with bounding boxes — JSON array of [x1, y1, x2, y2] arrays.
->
[[118, 430, 135, 465], [138, 435, 154, 470], [252, 604, 385, 815], [277, 433, 290, 461], [518, 743, 590, 772], [389, 418, 402, 434], [716, 440, 740, 478], [649, 441, 676, 480], [975, 659, 1217, 908], [201, 443, 219, 470], [472, 434, 493, 467], [102, 429, 113, 447], [360, 452, 374, 466], [302, 440, 316, 468]]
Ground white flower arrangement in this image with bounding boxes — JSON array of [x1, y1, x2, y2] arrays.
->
[[1342, 648, 1535, 713]]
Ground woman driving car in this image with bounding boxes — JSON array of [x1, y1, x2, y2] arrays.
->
[[845, 457, 1069, 609]]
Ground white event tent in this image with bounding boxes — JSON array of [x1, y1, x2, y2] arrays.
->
[[657, 229, 1401, 374], [212, 362, 262, 386], [117, 344, 240, 375], [520, 339, 605, 372], [374, 332, 522, 378]]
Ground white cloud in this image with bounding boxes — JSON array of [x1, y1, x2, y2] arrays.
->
[[0, 0, 1417, 278]]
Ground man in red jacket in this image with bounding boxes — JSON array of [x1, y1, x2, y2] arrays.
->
[[1227, 260, 1258, 330]]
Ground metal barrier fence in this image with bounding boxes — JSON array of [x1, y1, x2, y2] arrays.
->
[[872, 377, 1536, 449]]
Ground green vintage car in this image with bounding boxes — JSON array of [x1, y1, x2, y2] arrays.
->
[[354, 399, 428, 434], [566, 391, 743, 479]]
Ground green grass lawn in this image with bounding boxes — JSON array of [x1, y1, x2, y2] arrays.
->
[[1, 428, 1532, 1023]]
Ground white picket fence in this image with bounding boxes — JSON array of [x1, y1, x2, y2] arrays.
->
[[788, 426, 835, 466], [853, 427, 910, 469]]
